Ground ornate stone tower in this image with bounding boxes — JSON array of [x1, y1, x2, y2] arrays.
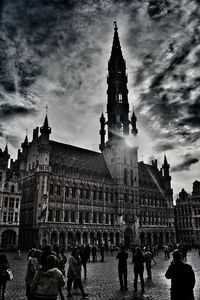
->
[[100, 22, 138, 187]]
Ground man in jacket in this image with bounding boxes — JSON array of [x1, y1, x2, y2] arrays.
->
[[116, 245, 128, 291], [165, 249, 195, 300]]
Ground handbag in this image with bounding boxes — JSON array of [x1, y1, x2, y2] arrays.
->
[[6, 269, 13, 281]]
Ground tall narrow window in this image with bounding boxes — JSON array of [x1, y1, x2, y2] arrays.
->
[[56, 185, 61, 196], [55, 210, 60, 222], [124, 168, 128, 185], [119, 93, 122, 103], [49, 184, 54, 195], [72, 187, 76, 198], [48, 209, 53, 221], [130, 170, 134, 186]]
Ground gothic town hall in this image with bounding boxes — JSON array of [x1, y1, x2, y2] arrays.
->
[[2, 25, 176, 249]]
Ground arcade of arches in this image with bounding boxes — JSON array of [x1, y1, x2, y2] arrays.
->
[[39, 229, 122, 249], [140, 231, 175, 246]]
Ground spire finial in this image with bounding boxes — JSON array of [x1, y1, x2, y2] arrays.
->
[[5, 135, 8, 145], [45, 104, 48, 116], [113, 20, 118, 30]]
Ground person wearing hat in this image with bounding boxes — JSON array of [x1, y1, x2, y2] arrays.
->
[[165, 249, 195, 300]]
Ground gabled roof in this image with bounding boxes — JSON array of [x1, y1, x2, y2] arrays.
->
[[49, 140, 113, 180], [138, 161, 164, 191]]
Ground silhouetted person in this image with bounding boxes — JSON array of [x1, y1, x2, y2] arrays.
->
[[80, 245, 88, 279], [165, 250, 195, 300], [133, 247, 145, 292], [164, 245, 170, 259], [92, 245, 97, 262], [116, 245, 128, 291], [100, 244, 104, 262], [67, 248, 88, 298], [0, 253, 10, 300], [144, 247, 156, 280]]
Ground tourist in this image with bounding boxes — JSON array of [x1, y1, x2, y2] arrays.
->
[[132, 247, 145, 292], [58, 248, 67, 276], [92, 245, 97, 262], [144, 247, 156, 280], [0, 253, 10, 300], [31, 254, 65, 300], [165, 249, 195, 300], [25, 249, 41, 300], [67, 248, 88, 298], [116, 245, 128, 291], [85, 244, 91, 262], [100, 244, 104, 262], [80, 245, 88, 279], [164, 245, 170, 259]]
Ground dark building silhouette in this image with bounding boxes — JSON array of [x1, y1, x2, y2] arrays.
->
[[176, 181, 200, 246], [3, 24, 175, 249]]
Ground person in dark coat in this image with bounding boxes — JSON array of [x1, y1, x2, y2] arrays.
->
[[99, 244, 104, 262], [80, 245, 88, 279], [133, 247, 145, 292], [116, 245, 128, 291], [0, 254, 10, 300], [165, 249, 195, 300], [91, 245, 97, 262]]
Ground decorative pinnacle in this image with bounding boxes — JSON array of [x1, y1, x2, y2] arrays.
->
[[113, 20, 118, 30], [45, 104, 48, 116]]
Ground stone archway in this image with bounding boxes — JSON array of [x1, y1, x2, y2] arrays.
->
[[103, 232, 108, 246], [75, 232, 81, 244], [124, 228, 133, 249], [90, 232, 95, 244], [51, 231, 58, 246], [1, 230, 16, 248], [83, 232, 88, 245], [109, 232, 114, 244], [59, 232, 65, 248], [97, 232, 101, 245], [147, 232, 151, 246], [140, 232, 145, 246], [153, 233, 158, 245], [116, 232, 120, 246], [165, 232, 169, 244], [159, 233, 163, 246], [68, 232, 73, 245]]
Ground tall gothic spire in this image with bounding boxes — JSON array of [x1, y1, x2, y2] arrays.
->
[[110, 21, 123, 60], [40, 114, 51, 136]]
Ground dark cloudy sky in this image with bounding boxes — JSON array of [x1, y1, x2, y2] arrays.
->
[[0, 0, 200, 197]]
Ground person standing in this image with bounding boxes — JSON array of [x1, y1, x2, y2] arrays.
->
[[133, 247, 145, 292], [144, 247, 156, 280], [67, 248, 88, 298], [116, 245, 128, 291], [92, 245, 97, 262], [31, 255, 65, 300], [100, 244, 104, 262], [80, 245, 88, 279], [25, 249, 41, 300], [164, 245, 170, 259], [165, 250, 195, 300], [0, 253, 10, 300]]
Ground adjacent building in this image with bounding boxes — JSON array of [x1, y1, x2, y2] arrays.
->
[[0, 146, 21, 249], [8, 24, 176, 249], [176, 181, 200, 246]]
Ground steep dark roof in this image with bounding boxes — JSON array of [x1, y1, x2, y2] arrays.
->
[[49, 140, 113, 180], [138, 161, 164, 191]]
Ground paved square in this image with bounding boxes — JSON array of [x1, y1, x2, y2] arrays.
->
[[5, 250, 200, 300]]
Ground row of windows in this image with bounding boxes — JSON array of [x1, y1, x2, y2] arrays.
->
[[49, 185, 134, 203], [139, 216, 168, 226], [48, 210, 116, 224], [3, 212, 18, 223], [139, 195, 166, 208], [4, 198, 20, 209], [176, 206, 192, 215]]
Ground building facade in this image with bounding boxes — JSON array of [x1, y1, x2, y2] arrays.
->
[[0, 146, 21, 249], [176, 181, 200, 246], [17, 24, 175, 249]]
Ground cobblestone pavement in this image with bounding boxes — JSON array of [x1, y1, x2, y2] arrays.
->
[[5, 250, 200, 300]]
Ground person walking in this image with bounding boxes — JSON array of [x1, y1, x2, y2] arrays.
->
[[91, 245, 97, 262], [25, 249, 41, 300], [80, 245, 88, 279], [31, 254, 65, 300], [67, 248, 88, 298], [164, 245, 170, 259], [58, 248, 67, 276], [133, 247, 145, 292], [99, 244, 104, 262], [165, 249, 195, 300], [0, 253, 10, 300], [116, 245, 128, 291], [144, 247, 156, 280]]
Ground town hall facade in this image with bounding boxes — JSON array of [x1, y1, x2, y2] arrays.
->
[[3, 24, 175, 249]]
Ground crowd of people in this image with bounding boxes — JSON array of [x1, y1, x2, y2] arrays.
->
[[0, 242, 197, 300]]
